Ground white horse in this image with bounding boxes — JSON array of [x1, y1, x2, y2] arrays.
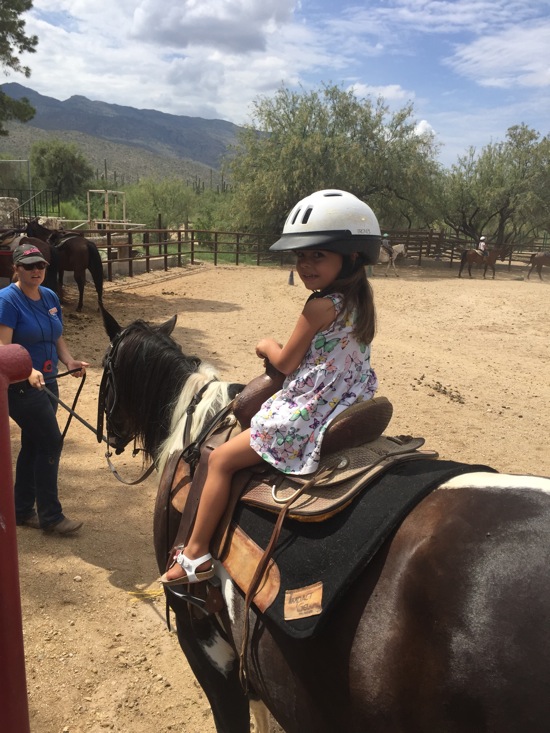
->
[[376, 243, 407, 276]]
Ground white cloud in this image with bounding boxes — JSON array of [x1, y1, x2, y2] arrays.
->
[[350, 83, 415, 102], [5, 0, 550, 167], [447, 22, 550, 88], [415, 119, 434, 137], [130, 0, 296, 53]]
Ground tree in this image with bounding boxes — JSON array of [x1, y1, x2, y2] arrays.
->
[[225, 83, 441, 236], [124, 178, 198, 229], [442, 125, 550, 243], [0, 0, 38, 135], [30, 139, 94, 199]]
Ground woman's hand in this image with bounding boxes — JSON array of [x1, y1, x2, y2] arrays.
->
[[66, 359, 90, 378], [28, 368, 46, 390]]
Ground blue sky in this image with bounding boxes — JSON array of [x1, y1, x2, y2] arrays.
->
[[5, 0, 550, 167]]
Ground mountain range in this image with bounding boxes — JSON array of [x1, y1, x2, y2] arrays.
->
[[0, 83, 244, 185]]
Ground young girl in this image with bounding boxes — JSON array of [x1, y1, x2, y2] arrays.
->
[[161, 189, 382, 585]]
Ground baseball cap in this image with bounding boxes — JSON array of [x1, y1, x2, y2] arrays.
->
[[12, 243, 48, 265]]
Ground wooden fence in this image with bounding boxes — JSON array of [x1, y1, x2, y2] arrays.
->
[[77, 227, 550, 281]]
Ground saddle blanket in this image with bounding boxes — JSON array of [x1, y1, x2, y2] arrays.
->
[[230, 459, 495, 639]]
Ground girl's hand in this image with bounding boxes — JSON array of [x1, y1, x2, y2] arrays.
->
[[66, 359, 90, 378], [255, 338, 281, 360], [28, 368, 46, 390]]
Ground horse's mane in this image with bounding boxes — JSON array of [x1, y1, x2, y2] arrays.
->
[[113, 320, 232, 471]]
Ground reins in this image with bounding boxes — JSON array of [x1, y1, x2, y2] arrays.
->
[[42, 368, 105, 442]]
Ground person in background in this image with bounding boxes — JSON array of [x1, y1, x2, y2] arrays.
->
[[0, 243, 89, 534], [381, 232, 393, 256], [478, 235, 488, 256]]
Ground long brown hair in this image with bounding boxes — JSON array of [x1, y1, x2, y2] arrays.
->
[[315, 260, 376, 344]]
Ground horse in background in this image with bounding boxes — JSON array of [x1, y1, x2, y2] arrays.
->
[[458, 244, 511, 279], [25, 218, 104, 311], [527, 251, 550, 280], [0, 229, 59, 292], [376, 242, 407, 276], [97, 307, 550, 733]]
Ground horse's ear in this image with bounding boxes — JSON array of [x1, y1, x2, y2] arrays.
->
[[157, 315, 177, 336], [100, 304, 122, 341]]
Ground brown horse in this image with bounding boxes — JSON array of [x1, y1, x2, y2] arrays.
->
[[25, 218, 104, 311], [458, 244, 510, 279], [0, 229, 59, 292], [98, 308, 550, 733], [527, 251, 550, 280]]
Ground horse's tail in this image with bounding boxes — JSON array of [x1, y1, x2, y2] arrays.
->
[[529, 252, 537, 264], [460, 250, 468, 265], [86, 240, 104, 303]]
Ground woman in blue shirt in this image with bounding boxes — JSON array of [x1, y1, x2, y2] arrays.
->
[[0, 243, 89, 534]]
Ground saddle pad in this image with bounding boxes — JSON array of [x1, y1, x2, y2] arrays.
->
[[230, 459, 496, 639]]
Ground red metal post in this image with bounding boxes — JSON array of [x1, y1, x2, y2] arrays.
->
[[0, 344, 32, 733]]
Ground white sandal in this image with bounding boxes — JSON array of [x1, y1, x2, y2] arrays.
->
[[159, 547, 214, 586]]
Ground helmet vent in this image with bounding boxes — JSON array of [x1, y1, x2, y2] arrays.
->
[[290, 207, 302, 225], [301, 207, 313, 224]]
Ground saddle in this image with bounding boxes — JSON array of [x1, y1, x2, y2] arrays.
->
[[160, 369, 439, 624], [0, 232, 26, 250], [49, 230, 78, 249]]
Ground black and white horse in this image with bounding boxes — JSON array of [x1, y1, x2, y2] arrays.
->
[[99, 308, 550, 733]]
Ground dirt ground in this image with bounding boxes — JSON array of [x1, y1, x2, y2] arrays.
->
[[10, 255, 550, 733]]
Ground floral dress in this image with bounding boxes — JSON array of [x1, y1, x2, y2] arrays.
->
[[250, 293, 378, 475]]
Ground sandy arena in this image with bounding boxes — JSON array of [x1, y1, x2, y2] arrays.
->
[[10, 256, 550, 732]]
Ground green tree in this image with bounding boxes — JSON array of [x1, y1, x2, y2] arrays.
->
[[0, 152, 29, 187], [225, 83, 441, 236], [0, 0, 38, 135], [124, 178, 198, 229], [30, 139, 94, 198], [442, 125, 550, 244]]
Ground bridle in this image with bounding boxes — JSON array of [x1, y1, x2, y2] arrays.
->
[[97, 328, 156, 485]]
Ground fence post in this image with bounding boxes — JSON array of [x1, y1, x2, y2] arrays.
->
[[128, 231, 133, 279], [0, 344, 33, 733], [106, 230, 113, 282]]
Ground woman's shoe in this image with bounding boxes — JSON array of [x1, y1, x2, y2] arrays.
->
[[159, 548, 214, 586], [18, 514, 41, 529], [45, 517, 83, 535]]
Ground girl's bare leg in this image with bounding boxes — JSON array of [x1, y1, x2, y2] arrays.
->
[[166, 428, 261, 581]]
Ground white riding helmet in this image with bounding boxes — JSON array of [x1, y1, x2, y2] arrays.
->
[[270, 189, 381, 264], [480, 236, 486, 241]]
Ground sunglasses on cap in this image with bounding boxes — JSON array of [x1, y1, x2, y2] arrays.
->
[[18, 262, 47, 271]]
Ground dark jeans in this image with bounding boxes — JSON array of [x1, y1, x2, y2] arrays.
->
[[8, 381, 64, 528]]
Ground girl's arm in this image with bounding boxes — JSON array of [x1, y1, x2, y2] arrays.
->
[[256, 297, 336, 375], [56, 336, 89, 377], [0, 324, 45, 388]]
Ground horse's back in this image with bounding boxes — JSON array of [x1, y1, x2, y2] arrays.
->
[[343, 474, 550, 732], [241, 473, 550, 732]]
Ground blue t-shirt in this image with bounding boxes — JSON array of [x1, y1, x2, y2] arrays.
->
[[0, 284, 63, 379]]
